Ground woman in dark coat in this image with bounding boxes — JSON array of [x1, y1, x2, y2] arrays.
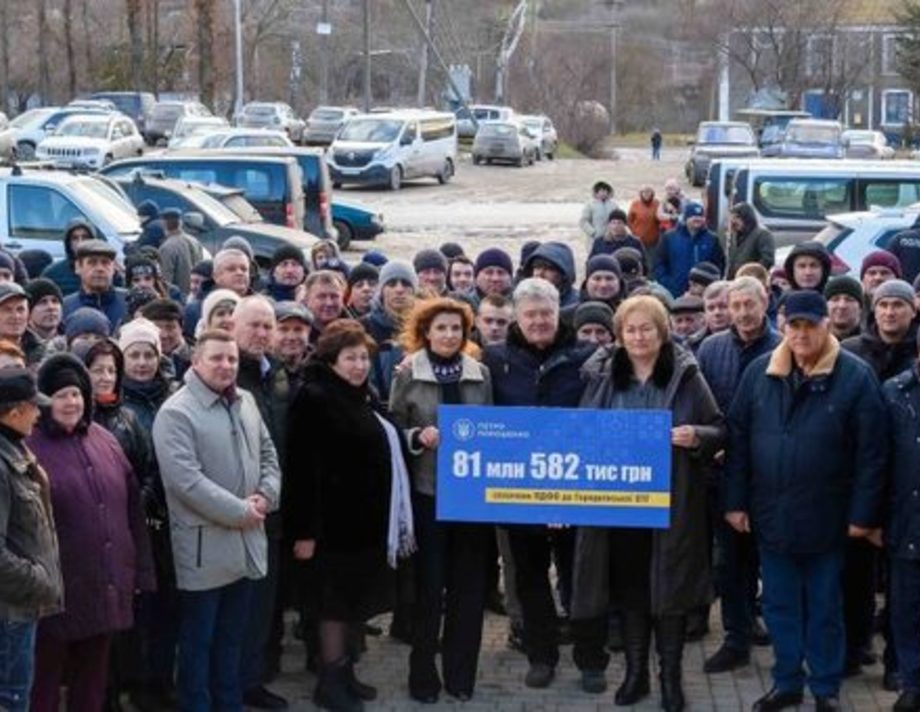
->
[[571, 295, 724, 712], [27, 353, 155, 712], [389, 298, 493, 703], [287, 319, 414, 712]]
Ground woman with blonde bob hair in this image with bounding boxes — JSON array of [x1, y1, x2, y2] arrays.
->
[[570, 295, 724, 711], [389, 297, 493, 703]]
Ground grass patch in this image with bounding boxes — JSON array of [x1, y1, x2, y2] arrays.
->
[[608, 132, 693, 148], [554, 142, 587, 159]]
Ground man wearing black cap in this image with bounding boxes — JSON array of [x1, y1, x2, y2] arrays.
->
[[25, 279, 63, 344], [687, 262, 722, 298], [265, 245, 307, 303], [0, 369, 61, 710], [158, 208, 203, 298], [345, 263, 378, 319], [725, 291, 886, 711], [588, 210, 648, 271], [0, 283, 45, 369], [61, 240, 129, 329], [579, 181, 617, 248], [670, 295, 705, 341]]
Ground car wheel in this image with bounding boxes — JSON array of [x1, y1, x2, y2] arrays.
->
[[472, 154, 481, 165], [535, 149, 543, 161], [437, 159, 454, 184], [17, 142, 35, 161], [332, 181, 342, 189], [546, 147, 555, 160], [333, 219, 353, 251], [516, 155, 525, 167], [388, 165, 403, 191]]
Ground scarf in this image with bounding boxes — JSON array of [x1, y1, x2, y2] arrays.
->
[[374, 412, 416, 568], [427, 349, 463, 383]]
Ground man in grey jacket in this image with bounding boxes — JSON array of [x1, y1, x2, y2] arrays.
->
[[153, 329, 281, 712], [579, 181, 617, 249], [0, 368, 62, 712]]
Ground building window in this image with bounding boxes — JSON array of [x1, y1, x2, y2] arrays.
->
[[882, 89, 913, 126], [807, 35, 834, 77], [882, 34, 900, 76]]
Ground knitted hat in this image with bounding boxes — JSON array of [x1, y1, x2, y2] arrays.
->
[[439, 242, 465, 260], [574, 301, 614, 333], [474, 248, 513, 276], [17, 249, 53, 279], [824, 276, 863, 303], [118, 317, 162, 356], [607, 208, 628, 224], [125, 255, 160, 282], [137, 200, 159, 221], [201, 289, 242, 327], [378, 260, 418, 290], [141, 298, 184, 323], [347, 262, 379, 288], [271, 243, 307, 271], [191, 259, 213, 279], [612, 247, 643, 276], [683, 201, 705, 220], [221, 235, 254, 261], [38, 353, 90, 401], [24, 278, 63, 308], [872, 279, 916, 309], [322, 258, 351, 280], [413, 248, 448, 274], [860, 250, 902, 279], [362, 249, 388, 267], [688, 261, 722, 287], [585, 254, 622, 279], [64, 307, 112, 343], [0, 252, 16, 274], [126, 287, 159, 317]]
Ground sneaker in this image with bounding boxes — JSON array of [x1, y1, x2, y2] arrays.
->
[[702, 644, 750, 673], [524, 663, 555, 688], [581, 669, 607, 694]]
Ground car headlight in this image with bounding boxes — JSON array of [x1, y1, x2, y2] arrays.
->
[[375, 146, 395, 162]]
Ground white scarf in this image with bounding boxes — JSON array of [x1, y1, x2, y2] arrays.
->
[[375, 412, 416, 568]]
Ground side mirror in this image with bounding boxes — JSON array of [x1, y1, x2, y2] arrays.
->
[[400, 133, 414, 146], [183, 211, 205, 231]]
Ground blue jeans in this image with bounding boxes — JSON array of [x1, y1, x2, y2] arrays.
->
[[891, 557, 920, 693], [759, 547, 844, 697], [177, 578, 255, 712], [0, 619, 37, 712]]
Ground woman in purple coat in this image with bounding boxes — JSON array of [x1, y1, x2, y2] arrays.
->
[[27, 353, 155, 712]]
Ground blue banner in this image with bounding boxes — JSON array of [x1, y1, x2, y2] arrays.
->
[[436, 405, 672, 528]]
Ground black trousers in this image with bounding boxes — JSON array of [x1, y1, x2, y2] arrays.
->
[[410, 493, 489, 695], [503, 525, 574, 667], [843, 538, 876, 664], [241, 526, 281, 690]]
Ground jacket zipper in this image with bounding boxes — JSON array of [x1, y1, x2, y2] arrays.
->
[[196, 527, 203, 567]]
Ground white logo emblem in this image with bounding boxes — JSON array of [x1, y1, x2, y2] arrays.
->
[[348, 151, 355, 161], [452, 419, 475, 442]]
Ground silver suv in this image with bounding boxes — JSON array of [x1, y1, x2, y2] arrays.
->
[[685, 121, 759, 187]]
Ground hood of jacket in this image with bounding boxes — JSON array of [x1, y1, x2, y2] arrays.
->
[[784, 240, 832, 292], [63, 218, 94, 263], [73, 338, 124, 408], [731, 202, 759, 236], [36, 352, 94, 434], [523, 242, 577, 296]]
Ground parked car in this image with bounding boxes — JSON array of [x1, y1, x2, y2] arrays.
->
[[236, 102, 305, 143], [760, 118, 844, 159], [145, 100, 211, 145], [518, 114, 558, 160], [331, 199, 384, 250], [456, 104, 515, 138], [303, 106, 359, 145], [166, 116, 230, 148], [471, 120, 538, 167], [0, 166, 141, 259], [68, 99, 118, 112], [8, 107, 112, 160], [36, 113, 144, 170], [0, 112, 14, 162], [89, 91, 157, 137], [187, 128, 293, 150], [774, 205, 917, 278], [843, 130, 895, 160], [109, 173, 317, 267], [100, 153, 305, 229], [327, 110, 457, 190], [685, 121, 759, 187]]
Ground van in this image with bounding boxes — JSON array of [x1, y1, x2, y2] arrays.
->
[[707, 158, 920, 246], [100, 154, 305, 230], [456, 105, 515, 138], [327, 110, 457, 190], [90, 91, 157, 136]]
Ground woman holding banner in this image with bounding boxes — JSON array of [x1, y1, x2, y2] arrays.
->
[[571, 295, 724, 711], [389, 298, 493, 704]]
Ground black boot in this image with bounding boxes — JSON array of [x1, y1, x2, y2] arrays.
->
[[315, 659, 364, 712], [344, 659, 377, 701], [615, 610, 651, 706], [656, 615, 686, 712]]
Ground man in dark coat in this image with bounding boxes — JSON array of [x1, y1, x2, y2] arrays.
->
[[886, 225, 920, 284], [783, 241, 832, 293], [824, 276, 863, 342], [727, 202, 775, 278], [521, 242, 580, 308], [881, 345, 920, 712], [61, 240, 129, 329], [696, 277, 780, 674], [654, 202, 726, 298], [724, 291, 887, 711], [482, 277, 595, 689], [40, 220, 96, 297], [588, 210, 649, 272]]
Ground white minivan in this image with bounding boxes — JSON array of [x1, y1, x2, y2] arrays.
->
[[326, 110, 457, 190]]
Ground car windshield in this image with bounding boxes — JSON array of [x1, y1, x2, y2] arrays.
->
[[337, 119, 403, 143], [699, 125, 754, 144], [181, 188, 239, 226], [473, 108, 498, 120], [10, 108, 56, 129], [56, 119, 109, 138], [479, 124, 515, 137], [845, 131, 877, 144], [312, 108, 343, 121], [786, 125, 838, 144], [217, 193, 263, 223], [94, 95, 137, 114], [521, 118, 542, 130], [69, 178, 141, 233], [175, 121, 221, 139], [153, 105, 184, 120], [245, 105, 276, 116]]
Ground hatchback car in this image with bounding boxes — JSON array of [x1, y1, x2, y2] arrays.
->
[[472, 121, 538, 166], [518, 114, 558, 160], [237, 102, 305, 143], [685, 121, 759, 186], [761, 119, 844, 159], [303, 106, 359, 145], [0, 112, 14, 162], [36, 113, 144, 169], [843, 130, 895, 160]]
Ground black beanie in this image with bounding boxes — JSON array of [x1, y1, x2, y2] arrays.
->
[[38, 353, 89, 399], [608, 208, 628, 223], [413, 248, 448, 274], [586, 254, 622, 279], [824, 276, 863, 303], [348, 262, 379, 288], [271, 244, 307, 271], [574, 301, 614, 333], [24, 278, 63, 308], [439, 242, 465, 260]]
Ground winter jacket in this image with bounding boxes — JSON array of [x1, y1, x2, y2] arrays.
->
[[158, 231, 203, 297], [263, 279, 299, 303], [389, 350, 493, 496], [882, 365, 920, 559], [588, 234, 650, 273], [783, 241, 832, 292], [571, 342, 724, 618], [0, 431, 63, 622], [841, 322, 918, 383], [62, 286, 129, 330], [727, 203, 775, 277], [28, 407, 155, 640], [39, 220, 94, 297], [886, 228, 920, 284], [579, 197, 618, 242], [627, 197, 661, 248], [724, 336, 887, 555], [361, 306, 405, 404], [522, 242, 580, 308], [152, 368, 281, 591], [284, 362, 393, 554], [654, 224, 726, 298]]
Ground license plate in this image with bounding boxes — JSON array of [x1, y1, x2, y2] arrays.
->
[[339, 168, 360, 176]]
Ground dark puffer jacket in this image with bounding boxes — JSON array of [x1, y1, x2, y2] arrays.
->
[[522, 242, 580, 308], [654, 223, 726, 298], [727, 202, 776, 278], [841, 322, 918, 383], [882, 365, 920, 560], [40, 219, 94, 297]]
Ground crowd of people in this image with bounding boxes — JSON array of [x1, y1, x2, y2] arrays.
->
[[1, 177, 919, 712]]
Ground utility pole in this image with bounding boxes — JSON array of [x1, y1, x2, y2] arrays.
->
[[363, 0, 371, 112], [233, 0, 244, 117], [605, 0, 623, 134], [319, 0, 329, 104], [416, 0, 434, 106], [495, 0, 528, 105]]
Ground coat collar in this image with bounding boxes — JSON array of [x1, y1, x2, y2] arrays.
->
[[409, 350, 484, 383], [183, 367, 238, 408], [766, 333, 840, 378]]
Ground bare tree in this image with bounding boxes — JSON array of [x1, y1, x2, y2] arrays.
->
[[195, 0, 216, 106], [126, 0, 143, 88], [37, 0, 51, 102], [0, 0, 9, 113], [64, 0, 78, 96]]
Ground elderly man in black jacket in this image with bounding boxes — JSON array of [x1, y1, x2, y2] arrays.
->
[[0, 369, 62, 711], [482, 277, 595, 689]]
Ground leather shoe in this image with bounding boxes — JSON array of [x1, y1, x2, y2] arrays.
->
[[894, 691, 920, 711], [243, 686, 288, 709], [524, 663, 555, 688], [814, 696, 840, 711], [751, 687, 803, 712], [703, 644, 750, 673], [752, 619, 771, 647]]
